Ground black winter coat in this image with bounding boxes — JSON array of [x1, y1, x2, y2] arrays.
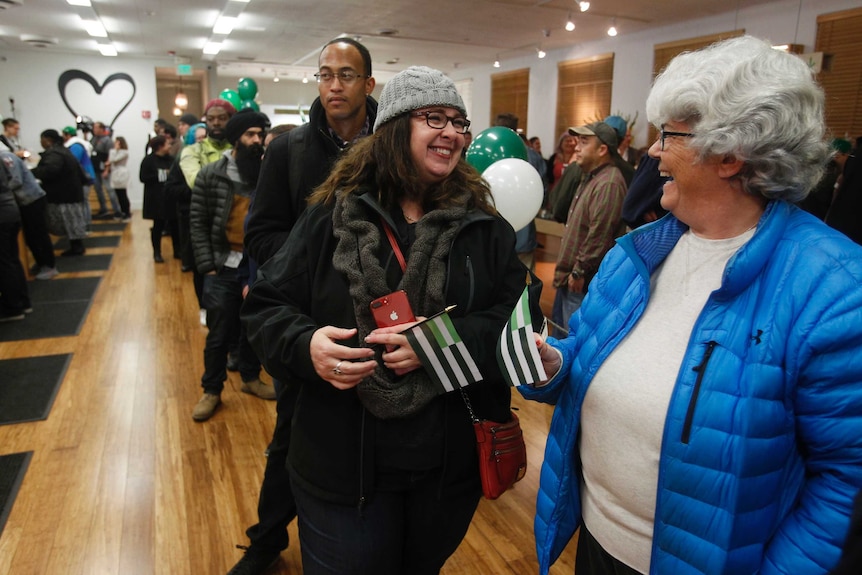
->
[[244, 96, 378, 266], [139, 152, 175, 220], [242, 191, 539, 506], [32, 144, 84, 204]]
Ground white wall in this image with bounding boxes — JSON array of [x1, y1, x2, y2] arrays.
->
[[451, 0, 862, 153], [0, 50, 172, 208]]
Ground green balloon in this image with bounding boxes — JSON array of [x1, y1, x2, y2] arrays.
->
[[240, 99, 260, 112], [237, 77, 258, 100], [465, 127, 529, 174], [219, 89, 242, 111]]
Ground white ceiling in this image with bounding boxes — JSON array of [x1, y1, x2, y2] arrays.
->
[[0, 0, 778, 82]]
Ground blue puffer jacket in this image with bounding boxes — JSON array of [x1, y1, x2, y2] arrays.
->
[[520, 200, 862, 574]]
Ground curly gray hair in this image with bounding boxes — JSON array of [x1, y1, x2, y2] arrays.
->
[[646, 35, 831, 202]]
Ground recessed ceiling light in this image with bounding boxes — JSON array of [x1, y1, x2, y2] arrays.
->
[[203, 42, 222, 55], [67, 0, 91, 6], [98, 44, 118, 56]]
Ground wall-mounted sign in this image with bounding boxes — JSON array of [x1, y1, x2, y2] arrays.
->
[[177, 64, 193, 76], [799, 52, 823, 73]]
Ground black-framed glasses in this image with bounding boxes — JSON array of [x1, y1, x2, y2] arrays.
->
[[659, 128, 695, 151], [411, 111, 471, 134], [314, 70, 368, 84]]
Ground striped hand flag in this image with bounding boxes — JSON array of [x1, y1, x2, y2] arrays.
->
[[497, 287, 547, 386], [405, 311, 483, 393]]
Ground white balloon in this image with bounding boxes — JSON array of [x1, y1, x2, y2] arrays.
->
[[482, 158, 544, 231]]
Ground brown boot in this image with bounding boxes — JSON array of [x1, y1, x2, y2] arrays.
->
[[241, 379, 276, 400], [192, 393, 221, 421]]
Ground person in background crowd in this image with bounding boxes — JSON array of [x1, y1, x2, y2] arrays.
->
[[32, 129, 87, 256], [0, 154, 31, 322], [90, 121, 121, 218], [61, 126, 96, 223], [530, 136, 542, 156], [825, 138, 862, 245], [234, 37, 377, 575], [177, 113, 199, 146], [242, 64, 536, 575], [106, 137, 131, 222], [801, 138, 851, 220], [1, 118, 29, 159], [546, 131, 577, 193], [551, 121, 627, 335], [522, 36, 862, 575], [1, 149, 57, 279], [181, 101, 237, 326], [139, 135, 175, 263], [189, 109, 275, 422]]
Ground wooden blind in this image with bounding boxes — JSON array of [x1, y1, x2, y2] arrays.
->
[[491, 69, 529, 134], [555, 53, 614, 141], [816, 7, 862, 140]]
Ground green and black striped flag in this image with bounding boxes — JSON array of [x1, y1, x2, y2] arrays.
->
[[496, 286, 547, 386], [405, 311, 483, 392]]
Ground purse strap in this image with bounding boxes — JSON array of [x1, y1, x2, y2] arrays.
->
[[381, 219, 407, 273]]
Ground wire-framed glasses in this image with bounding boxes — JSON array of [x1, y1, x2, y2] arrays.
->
[[314, 70, 368, 84], [411, 111, 471, 134]]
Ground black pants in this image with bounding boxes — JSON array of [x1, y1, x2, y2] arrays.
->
[[244, 378, 298, 553], [114, 188, 131, 216], [292, 466, 480, 575], [576, 524, 642, 575], [0, 221, 30, 315], [150, 219, 180, 258], [19, 197, 55, 269]]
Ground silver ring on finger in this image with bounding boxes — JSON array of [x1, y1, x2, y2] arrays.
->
[[333, 360, 343, 375]]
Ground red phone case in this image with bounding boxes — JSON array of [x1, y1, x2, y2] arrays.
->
[[370, 290, 416, 328]]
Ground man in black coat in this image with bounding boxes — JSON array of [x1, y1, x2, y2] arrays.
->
[[229, 38, 377, 575]]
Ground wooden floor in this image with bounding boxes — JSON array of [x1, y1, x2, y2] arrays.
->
[[0, 214, 578, 574]]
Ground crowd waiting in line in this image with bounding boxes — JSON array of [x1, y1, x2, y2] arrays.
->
[[1, 33, 861, 575]]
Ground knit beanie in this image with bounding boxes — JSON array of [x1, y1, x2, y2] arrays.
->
[[204, 98, 237, 116], [373, 66, 466, 132], [224, 108, 269, 145]]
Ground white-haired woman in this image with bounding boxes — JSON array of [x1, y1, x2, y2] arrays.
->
[[522, 36, 862, 575]]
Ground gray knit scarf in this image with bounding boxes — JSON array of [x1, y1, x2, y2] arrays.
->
[[331, 190, 468, 419]]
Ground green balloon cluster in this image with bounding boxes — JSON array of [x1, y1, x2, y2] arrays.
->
[[219, 88, 241, 111], [465, 127, 529, 174], [219, 77, 261, 113]]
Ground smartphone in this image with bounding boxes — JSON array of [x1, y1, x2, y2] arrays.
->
[[370, 290, 416, 328]]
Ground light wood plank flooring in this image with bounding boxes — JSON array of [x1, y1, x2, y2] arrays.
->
[[0, 214, 578, 574]]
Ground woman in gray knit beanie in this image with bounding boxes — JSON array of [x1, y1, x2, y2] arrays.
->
[[243, 65, 542, 573]]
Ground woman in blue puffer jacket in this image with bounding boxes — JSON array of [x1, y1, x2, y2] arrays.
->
[[521, 35, 862, 575]]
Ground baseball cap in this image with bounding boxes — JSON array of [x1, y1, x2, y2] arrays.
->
[[62, 126, 77, 136], [569, 121, 619, 151]]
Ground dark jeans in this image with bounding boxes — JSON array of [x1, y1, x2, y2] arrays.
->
[[244, 378, 298, 553], [552, 287, 584, 339], [291, 467, 480, 575], [19, 197, 55, 268], [575, 524, 641, 575], [176, 205, 193, 269], [201, 267, 260, 394], [93, 170, 120, 213], [0, 221, 30, 314]]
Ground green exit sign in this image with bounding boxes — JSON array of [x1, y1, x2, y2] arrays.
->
[[177, 64, 193, 76]]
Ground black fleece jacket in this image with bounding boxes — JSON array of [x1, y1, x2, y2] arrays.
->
[[242, 192, 538, 505]]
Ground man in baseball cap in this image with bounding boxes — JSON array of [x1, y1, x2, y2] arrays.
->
[[552, 120, 628, 334]]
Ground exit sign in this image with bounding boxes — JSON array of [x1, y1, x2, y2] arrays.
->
[[177, 64, 193, 76]]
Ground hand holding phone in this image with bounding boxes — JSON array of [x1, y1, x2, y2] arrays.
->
[[370, 290, 416, 328]]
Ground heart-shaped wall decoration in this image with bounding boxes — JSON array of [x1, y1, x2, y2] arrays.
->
[[57, 70, 137, 128]]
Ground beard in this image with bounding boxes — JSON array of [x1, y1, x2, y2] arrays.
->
[[235, 142, 264, 186]]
